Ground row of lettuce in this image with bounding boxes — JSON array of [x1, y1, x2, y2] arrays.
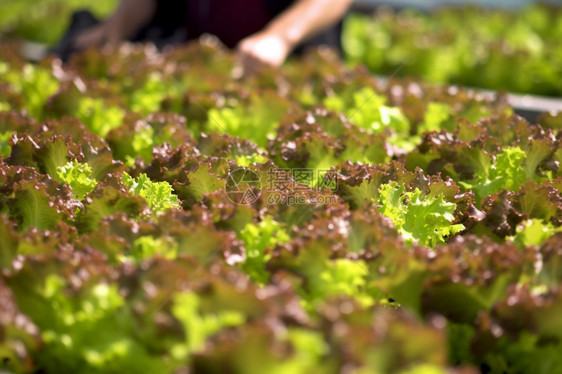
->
[[1, 41, 562, 373], [343, 3, 562, 96]]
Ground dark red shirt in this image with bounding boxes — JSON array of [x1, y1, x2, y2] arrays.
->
[[185, 0, 293, 48]]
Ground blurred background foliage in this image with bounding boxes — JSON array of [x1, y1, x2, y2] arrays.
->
[[0, 0, 117, 45], [0, 0, 561, 95]]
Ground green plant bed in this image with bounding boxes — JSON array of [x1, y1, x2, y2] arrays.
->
[[343, 4, 562, 97], [0, 0, 117, 45], [1, 39, 562, 374]]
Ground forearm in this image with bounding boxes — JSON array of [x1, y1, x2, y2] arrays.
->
[[107, 0, 157, 39], [263, 0, 353, 50]]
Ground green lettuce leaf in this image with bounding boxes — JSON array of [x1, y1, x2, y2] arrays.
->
[[461, 146, 548, 202], [171, 292, 245, 356], [120, 235, 178, 264], [76, 98, 124, 138], [325, 87, 410, 135], [378, 182, 464, 247], [419, 102, 454, 133], [56, 160, 98, 200], [207, 92, 290, 148], [235, 153, 268, 167], [304, 258, 374, 308], [129, 73, 168, 116], [508, 219, 562, 247], [25, 275, 169, 374], [238, 217, 290, 285], [122, 173, 180, 216], [3, 64, 59, 119], [177, 164, 225, 203], [0, 131, 13, 158]]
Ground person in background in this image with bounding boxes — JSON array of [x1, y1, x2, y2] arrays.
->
[[69, 0, 353, 73]]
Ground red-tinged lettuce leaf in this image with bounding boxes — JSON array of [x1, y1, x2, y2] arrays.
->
[[197, 132, 260, 160], [3, 250, 169, 374], [189, 323, 334, 374], [75, 182, 147, 233], [199, 191, 256, 231], [524, 139, 556, 179], [6, 134, 83, 179], [267, 218, 391, 310], [490, 284, 562, 337], [6, 179, 72, 231], [166, 38, 234, 75], [4, 247, 117, 322], [14, 222, 78, 257], [332, 160, 415, 210], [75, 213, 157, 263], [81, 146, 125, 183], [0, 111, 40, 134], [0, 214, 19, 270], [164, 89, 227, 130], [190, 304, 451, 373], [175, 268, 268, 318], [378, 182, 465, 247], [68, 44, 164, 81], [346, 204, 403, 254], [538, 111, 562, 131], [269, 110, 389, 171], [538, 233, 562, 287], [106, 112, 195, 166], [139, 143, 200, 184], [448, 143, 491, 182], [382, 78, 509, 127], [206, 90, 293, 148], [42, 79, 84, 119], [411, 171, 483, 230], [345, 208, 432, 311], [0, 42, 27, 67], [335, 162, 387, 209], [33, 118, 125, 181], [121, 255, 200, 315], [0, 164, 81, 231], [473, 115, 555, 152], [1, 134, 12, 160], [514, 179, 562, 226], [173, 163, 226, 206], [0, 194, 78, 266], [419, 239, 531, 323], [408, 118, 561, 210], [0, 277, 40, 374], [478, 190, 526, 238], [255, 176, 348, 228], [315, 304, 449, 373], [469, 286, 562, 374], [153, 209, 231, 263]]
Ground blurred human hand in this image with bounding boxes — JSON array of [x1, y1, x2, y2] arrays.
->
[[73, 0, 156, 50], [73, 19, 124, 49], [236, 31, 291, 75]]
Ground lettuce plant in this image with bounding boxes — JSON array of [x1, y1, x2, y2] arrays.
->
[[56, 160, 98, 200], [378, 182, 465, 247], [122, 172, 180, 216]]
